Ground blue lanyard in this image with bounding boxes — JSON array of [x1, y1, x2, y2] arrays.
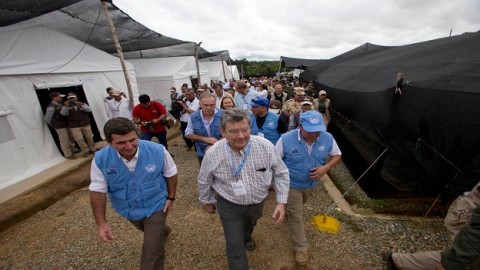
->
[[225, 141, 251, 177]]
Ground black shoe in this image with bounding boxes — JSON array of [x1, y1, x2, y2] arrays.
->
[[245, 238, 256, 251], [164, 226, 172, 238], [381, 249, 399, 270]]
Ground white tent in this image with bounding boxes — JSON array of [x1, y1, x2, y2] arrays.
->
[[0, 25, 139, 203], [229, 65, 240, 80], [128, 56, 211, 109], [200, 61, 232, 83]]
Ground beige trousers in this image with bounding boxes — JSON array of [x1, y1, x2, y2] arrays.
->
[[54, 128, 72, 157], [70, 125, 95, 152], [286, 188, 314, 251], [392, 251, 441, 270]]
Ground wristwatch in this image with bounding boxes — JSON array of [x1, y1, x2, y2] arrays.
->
[[167, 196, 176, 201]]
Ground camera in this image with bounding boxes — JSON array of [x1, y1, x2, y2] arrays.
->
[[68, 101, 77, 107], [144, 120, 155, 131]]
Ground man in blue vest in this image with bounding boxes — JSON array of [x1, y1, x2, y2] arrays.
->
[[185, 94, 223, 164], [275, 110, 342, 266], [249, 96, 284, 145], [89, 117, 178, 270]]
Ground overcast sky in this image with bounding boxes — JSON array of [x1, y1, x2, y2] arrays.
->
[[114, 0, 480, 60]]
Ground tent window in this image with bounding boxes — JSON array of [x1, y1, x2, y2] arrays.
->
[[0, 110, 15, 143]]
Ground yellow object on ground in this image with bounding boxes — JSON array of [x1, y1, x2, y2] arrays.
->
[[312, 214, 340, 234]]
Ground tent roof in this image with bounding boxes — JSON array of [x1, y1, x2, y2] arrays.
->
[[312, 32, 480, 93], [128, 56, 209, 78], [200, 50, 233, 62], [0, 24, 133, 75], [280, 56, 324, 69], [0, 0, 212, 57]]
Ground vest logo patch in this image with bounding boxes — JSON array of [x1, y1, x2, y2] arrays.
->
[[104, 168, 119, 176], [289, 148, 300, 155], [318, 145, 326, 151], [145, 164, 157, 173], [266, 120, 275, 129]]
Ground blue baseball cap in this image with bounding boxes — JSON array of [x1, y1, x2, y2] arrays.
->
[[299, 110, 326, 132], [249, 96, 269, 108]]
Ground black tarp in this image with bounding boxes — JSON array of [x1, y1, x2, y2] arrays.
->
[[301, 32, 480, 196], [0, 0, 215, 57], [280, 56, 324, 69]]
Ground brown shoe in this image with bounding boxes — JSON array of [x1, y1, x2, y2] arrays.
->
[[82, 151, 91, 158], [295, 250, 309, 266], [381, 249, 399, 270], [164, 226, 172, 238]]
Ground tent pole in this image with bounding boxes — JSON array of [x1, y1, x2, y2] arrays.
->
[[277, 58, 282, 78], [101, 1, 134, 110], [195, 42, 202, 87], [221, 55, 227, 83]]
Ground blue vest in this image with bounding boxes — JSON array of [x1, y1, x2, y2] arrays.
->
[[191, 109, 223, 157], [282, 130, 334, 189], [95, 140, 167, 221], [250, 111, 280, 145]]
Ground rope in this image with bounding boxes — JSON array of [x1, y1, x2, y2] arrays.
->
[[415, 138, 461, 172], [325, 147, 389, 215]]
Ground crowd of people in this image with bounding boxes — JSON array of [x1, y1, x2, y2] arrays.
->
[[46, 77, 479, 269]]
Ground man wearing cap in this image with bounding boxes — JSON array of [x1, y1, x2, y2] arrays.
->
[[233, 80, 259, 110], [106, 90, 132, 120], [185, 94, 223, 164], [269, 100, 290, 134], [132, 94, 169, 150], [45, 92, 77, 160], [290, 96, 315, 130], [249, 96, 283, 145], [314, 90, 331, 127], [275, 110, 342, 266], [282, 87, 305, 115], [61, 92, 96, 158]]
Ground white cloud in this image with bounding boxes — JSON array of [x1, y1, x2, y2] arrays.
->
[[114, 0, 480, 60]]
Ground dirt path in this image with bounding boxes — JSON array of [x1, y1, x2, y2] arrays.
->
[[0, 132, 449, 269]]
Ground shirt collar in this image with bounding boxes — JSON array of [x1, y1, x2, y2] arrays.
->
[[117, 144, 140, 163]]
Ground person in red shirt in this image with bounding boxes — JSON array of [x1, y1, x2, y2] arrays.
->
[[133, 94, 169, 149]]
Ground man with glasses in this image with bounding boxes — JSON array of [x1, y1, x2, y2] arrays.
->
[[198, 108, 290, 270]]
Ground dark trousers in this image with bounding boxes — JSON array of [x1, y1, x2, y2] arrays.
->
[[129, 211, 167, 270], [217, 196, 265, 270], [140, 130, 168, 150], [180, 121, 194, 148]]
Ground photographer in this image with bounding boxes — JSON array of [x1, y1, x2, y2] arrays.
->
[[178, 88, 199, 151], [60, 92, 96, 158], [132, 94, 169, 150], [169, 87, 183, 120]]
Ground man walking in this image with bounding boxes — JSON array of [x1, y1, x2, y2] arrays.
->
[[198, 108, 290, 270], [185, 94, 223, 164], [177, 89, 199, 151], [106, 89, 132, 120], [275, 110, 342, 266], [249, 96, 283, 145], [90, 117, 177, 270], [233, 80, 259, 110]]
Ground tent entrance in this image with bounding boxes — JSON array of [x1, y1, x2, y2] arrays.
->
[[35, 85, 102, 156]]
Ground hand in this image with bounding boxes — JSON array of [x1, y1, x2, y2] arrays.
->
[[272, 203, 285, 224], [163, 199, 173, 215], [97, 223, 114, 243], [203, 137, 218, 145], [203, 204, 216, 214], [309, 165, 329, 180]]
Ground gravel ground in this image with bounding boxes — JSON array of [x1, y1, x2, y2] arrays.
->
[[0, 130, 451, 270]]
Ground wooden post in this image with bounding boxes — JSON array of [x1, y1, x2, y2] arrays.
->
[[101, 1, 134, 110], [194, 42, 202, 87], [221, 55, 227, 82]]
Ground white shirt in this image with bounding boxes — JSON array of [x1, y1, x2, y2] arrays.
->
[[106, 97, 132, 120], [275, 129, 342, 158], [179, 98, 200, 122], [89, 145, 177, 193]]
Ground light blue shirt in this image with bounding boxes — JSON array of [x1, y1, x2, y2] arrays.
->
[[233, 89, 259, 110]]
